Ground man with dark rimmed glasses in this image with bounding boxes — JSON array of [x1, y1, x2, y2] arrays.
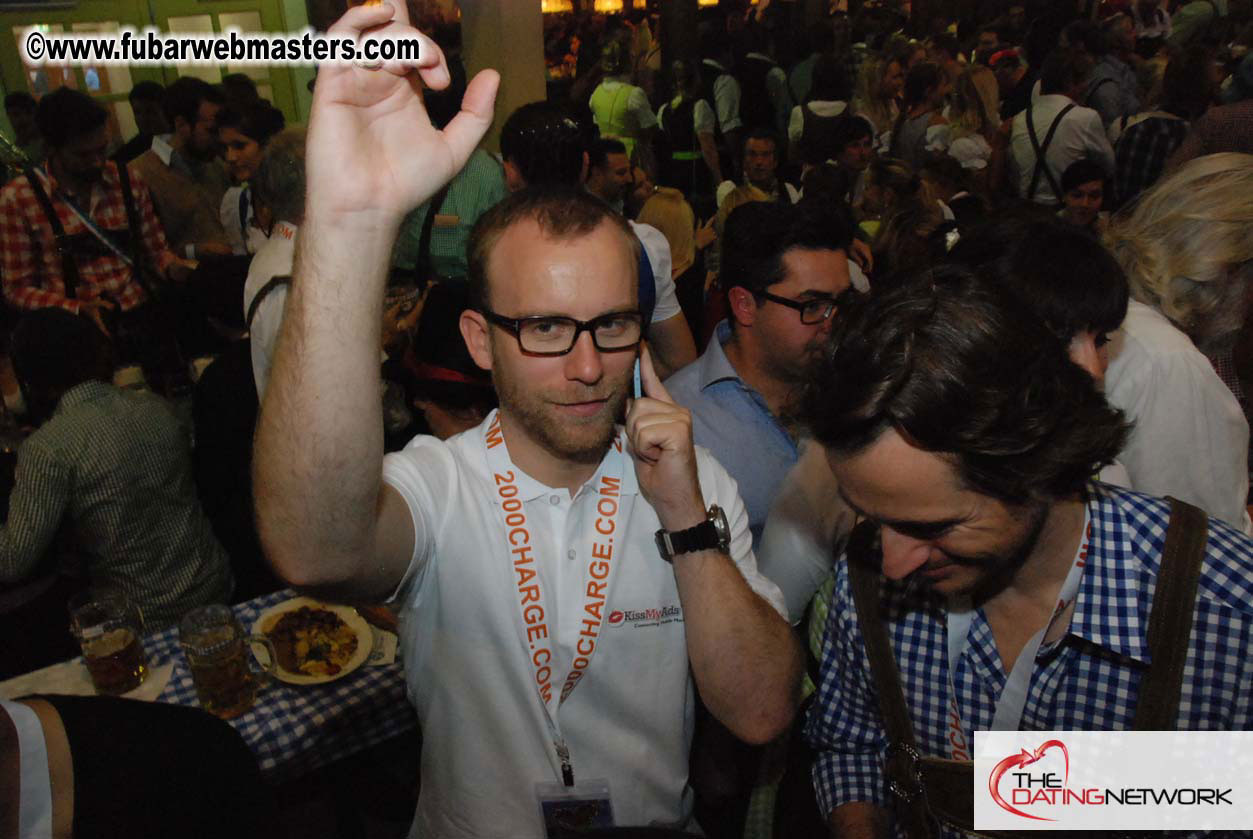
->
[[255, 37, 801, 829], [667, 198, 853, 550]]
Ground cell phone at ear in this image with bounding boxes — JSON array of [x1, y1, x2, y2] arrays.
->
[[633, 358, 642, 400]]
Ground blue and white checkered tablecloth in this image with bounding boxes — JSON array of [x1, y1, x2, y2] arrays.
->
[[147, 590, 417, 780]]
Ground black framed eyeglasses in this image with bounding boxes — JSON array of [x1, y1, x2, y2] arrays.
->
[[480, 309, 645, 356], [757, 291, 842, 325]]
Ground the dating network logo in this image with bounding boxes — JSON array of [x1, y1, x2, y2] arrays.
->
[[988, 740, 1070, 821]]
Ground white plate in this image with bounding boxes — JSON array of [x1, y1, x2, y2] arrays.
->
[[252, 597, 372, 685]]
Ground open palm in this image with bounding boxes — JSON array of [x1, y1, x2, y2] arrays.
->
[[307, 3, 498, 220]]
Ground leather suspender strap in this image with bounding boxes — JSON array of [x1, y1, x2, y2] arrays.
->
[[1025, 103, 1076, 202], [1132, 496, 1209, 730], [846, 522, 936, 839], [23, 167, 80, 299], [246, 274, 290, 331]]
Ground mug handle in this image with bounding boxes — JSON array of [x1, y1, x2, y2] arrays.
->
[[246, 635, 278, 691]]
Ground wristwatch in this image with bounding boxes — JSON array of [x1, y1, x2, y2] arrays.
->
[[655, 505, 731, 562]]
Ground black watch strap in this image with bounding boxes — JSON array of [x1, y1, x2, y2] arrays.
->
[[655, 505, 730, 561], [666, 519, 719, 556]]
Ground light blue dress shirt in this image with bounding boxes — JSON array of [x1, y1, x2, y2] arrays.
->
[[665, 320, 800, 549]]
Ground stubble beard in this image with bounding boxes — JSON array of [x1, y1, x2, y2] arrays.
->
[[952, 500, 1051, 603], [491, 351, 632, 466]]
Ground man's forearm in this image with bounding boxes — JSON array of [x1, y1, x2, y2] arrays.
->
[[672, 548, 802, 744], [253, 208, 399, 593]]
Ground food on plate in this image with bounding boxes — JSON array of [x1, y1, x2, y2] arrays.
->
[[263, 606, 359, 677]]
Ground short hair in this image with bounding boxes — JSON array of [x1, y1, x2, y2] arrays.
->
[[466, 185, 640, 312], [800, 162, 855, 208], [36, 88, 107, 149], [832, 115, 875, 154], [743, 126, 780, 154], [900, 61, 945, 111], [220, 73, 260, 106], [4, 92, 36, 114], [216, 99, 285, 145], [1039, 49, 1094, 96], [161, 76, 223, 130], [1060, 158, 1106, 194], [1068, 19, 1108, 56], [11, 308, 109, 399], [1104, 153, 1253, 344], [809, 54, 852, 104], [720, 200, 852, 296], [127, 81, 164, 105], [252, 128, 306, 224], [949, 217, 1129, 341], [589, 138, 627, 171], [499, 101, 588, 188], [799, 266, 1129, 504]]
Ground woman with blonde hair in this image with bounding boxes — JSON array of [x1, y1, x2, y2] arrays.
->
[[638, 187, 697, 282], [853, 52, 905, 153], [1103, 152, 1253, 533], [938, 66, 998, 172]]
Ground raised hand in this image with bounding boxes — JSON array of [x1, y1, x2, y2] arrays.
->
[[307, 2, 498, 224], [625, 344, 706, 534]]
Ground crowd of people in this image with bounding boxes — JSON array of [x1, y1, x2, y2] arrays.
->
[[3, 0, 1253, 836]]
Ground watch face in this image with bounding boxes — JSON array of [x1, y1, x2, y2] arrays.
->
[[709, 505, 731, 552]]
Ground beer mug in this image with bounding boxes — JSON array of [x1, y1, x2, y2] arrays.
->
[[69, 592, 148, 695], [179, 605, 277, 719]]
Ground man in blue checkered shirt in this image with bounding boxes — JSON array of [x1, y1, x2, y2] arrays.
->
[[798, 267, 1253, 838]]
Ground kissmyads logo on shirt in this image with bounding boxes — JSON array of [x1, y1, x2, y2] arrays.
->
[[974, 732, 1253, 831], [607, 604, 683, 629]]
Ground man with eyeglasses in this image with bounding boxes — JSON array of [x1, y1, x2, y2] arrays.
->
[[252, 6, 800, 836], [666, 199, 853, 549]]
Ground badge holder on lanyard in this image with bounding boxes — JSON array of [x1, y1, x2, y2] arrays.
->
[[944, 507, 1090, 749], [483, 413, 624, 833]]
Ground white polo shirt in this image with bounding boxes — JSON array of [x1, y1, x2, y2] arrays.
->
[[382, 411, 785, 839]]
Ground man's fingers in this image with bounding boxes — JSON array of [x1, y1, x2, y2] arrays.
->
[[637, 343, 675, 404], [441, 69, 500, 172]]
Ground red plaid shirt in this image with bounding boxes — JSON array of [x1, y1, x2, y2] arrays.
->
[[0, 161, 176, 314]]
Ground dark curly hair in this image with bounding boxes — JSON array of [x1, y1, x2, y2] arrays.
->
[[800, 266, 1129, 504]]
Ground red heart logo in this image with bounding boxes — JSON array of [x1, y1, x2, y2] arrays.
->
[[989, 740, 1070, 821]]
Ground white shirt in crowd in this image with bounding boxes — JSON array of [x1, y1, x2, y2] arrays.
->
[[1010, 94, 1114, 204], [629, 220, 682, 323], [241, 219, 296, 399], [1104, 299, 1253, 534], [220, 185, 270, 256], [382, 413, 785, 838], [702, 59, 743, 133]]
